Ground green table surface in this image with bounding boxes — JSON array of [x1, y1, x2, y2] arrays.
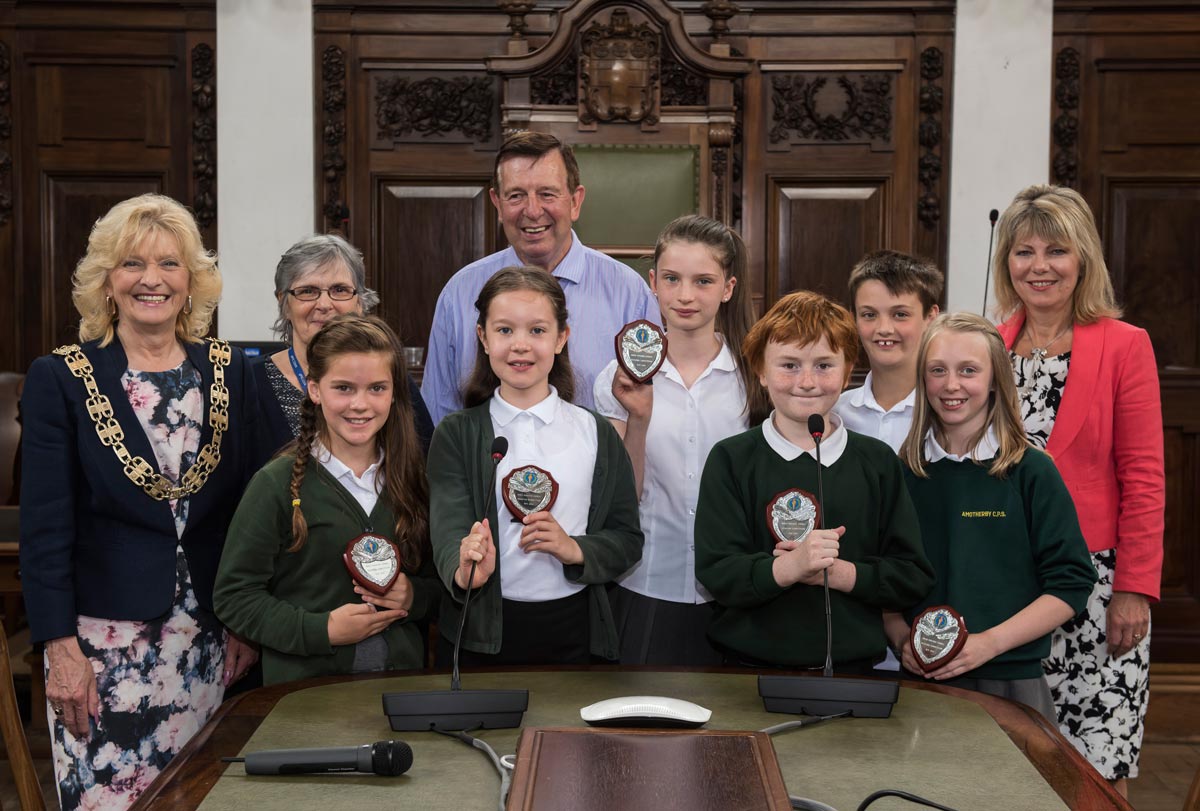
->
[[192, 671, 1073, 811]]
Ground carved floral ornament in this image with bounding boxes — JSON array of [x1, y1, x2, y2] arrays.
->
[[769, 72, 893, 148], [579, 9, 661, 126]]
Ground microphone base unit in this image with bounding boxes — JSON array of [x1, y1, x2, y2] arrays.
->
[[382, 688, 529, 731], [758, 674, 898, 719]]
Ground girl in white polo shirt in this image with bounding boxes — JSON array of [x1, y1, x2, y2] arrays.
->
[[594, 216, 770, 665], [428, 266, 643, 665]]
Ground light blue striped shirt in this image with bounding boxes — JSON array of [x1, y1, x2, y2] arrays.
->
[[421, 232, 660, 424]]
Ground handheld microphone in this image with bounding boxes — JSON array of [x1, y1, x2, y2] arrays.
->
[[807, 414, 833, 679], [757, 413, 900, 718], [222, 740, 413, 776], [982, 208, 999, 317], [452, 435, 508, 690], [382, 435, 528, 731]]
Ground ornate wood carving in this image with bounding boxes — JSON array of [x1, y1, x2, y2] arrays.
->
[[710, 122, 733, 223], [1053, 47, 1080, 189], [702, 0, 739, 43], [768, 73, 893, 149], [374, 74, 495, 144], [579, 9, 660, 126], [322, 45, 349, 230], [532, 48, 578, 107], [661, 47, 707, 107], [190, 43, 216, 230], [0, 40, 11, 227], [918, 46, 944, 229], [497, 0, 536, 44]]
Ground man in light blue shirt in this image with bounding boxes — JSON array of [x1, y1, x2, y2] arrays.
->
[[422, 132, 660, 424]]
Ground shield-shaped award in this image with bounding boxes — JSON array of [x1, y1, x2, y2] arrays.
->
[[502, 465, 559, 521], [343, 533, 401, 595], [614, 320, 667, 384], [765, 488, 820, 545], [909, 605, 969, 673]]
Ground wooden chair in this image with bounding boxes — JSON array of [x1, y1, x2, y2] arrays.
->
[[0, 627, 46, 810]]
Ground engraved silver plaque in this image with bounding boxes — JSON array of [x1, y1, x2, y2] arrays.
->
[[765, 488, 819, 545], [615, 319, 668, 384], [343, 533, 401, 595], [910, 605, 969, 673], [502, 464, 559, 520]]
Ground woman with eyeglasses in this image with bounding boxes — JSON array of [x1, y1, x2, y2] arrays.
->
[[255, 234, 433, 459]]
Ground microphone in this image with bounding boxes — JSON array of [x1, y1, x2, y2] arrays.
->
[[382, 435, 528, 731], [757, 413, 900, 718], [222, 740, 413, 776], [452, 435, 508, 690], [982, 208, 999, 317], [806, 414, 833, 679]]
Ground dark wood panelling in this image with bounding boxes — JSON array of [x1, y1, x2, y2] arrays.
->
[[374, 179, 493, 349], [770, 180, 887, 306], [3, 4, 213, 370], [1056, 4, 1200, 663], [44, 175, 164, 348]]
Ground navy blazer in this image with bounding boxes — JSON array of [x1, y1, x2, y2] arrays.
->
[[19, 337, 259, 644]]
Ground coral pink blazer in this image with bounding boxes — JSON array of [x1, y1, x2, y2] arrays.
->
[[999, 313, 1164, 600]]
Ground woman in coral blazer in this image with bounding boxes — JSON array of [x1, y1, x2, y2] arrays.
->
[[993, 184, 1164, 794]]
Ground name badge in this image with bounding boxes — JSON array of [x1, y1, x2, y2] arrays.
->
[[343, 533, 401, 595]]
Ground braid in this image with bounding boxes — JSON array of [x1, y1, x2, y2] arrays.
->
[[287, 397, 319, 552]]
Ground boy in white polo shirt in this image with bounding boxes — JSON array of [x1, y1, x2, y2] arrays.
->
[[836, 251, 943, 452]]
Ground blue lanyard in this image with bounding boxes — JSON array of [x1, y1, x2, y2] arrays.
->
[[287, 346, 308, 393]]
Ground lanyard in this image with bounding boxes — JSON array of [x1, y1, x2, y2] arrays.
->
[[287, 346, 308, 393]]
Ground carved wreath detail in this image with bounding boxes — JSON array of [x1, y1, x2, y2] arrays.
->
[[769, 74, 892, 145], [375, 76, 494, 143], [190, 43, 216, 229]]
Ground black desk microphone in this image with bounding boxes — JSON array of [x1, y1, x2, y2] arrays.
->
[[222, 740, 413, 776]]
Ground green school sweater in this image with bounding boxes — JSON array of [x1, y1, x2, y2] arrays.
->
[[214, 454, 441, 685], [903, 448, 1097, 679], [695, 427, 934, 667]]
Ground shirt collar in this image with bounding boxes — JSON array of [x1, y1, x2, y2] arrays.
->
[[490, 386, 561, 427], [661, 334, 738, 384], [762, 411, 848, 466], [548, 231, 585, 285], [311, 440, 383, 482], [923, 426, 1001, 463], [848, 372, 915, 414]]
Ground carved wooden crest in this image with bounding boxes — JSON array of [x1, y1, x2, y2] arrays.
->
[[578, 9, 660, 127]]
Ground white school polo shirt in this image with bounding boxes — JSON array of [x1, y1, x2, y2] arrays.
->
[[835, 372, 916, 453]]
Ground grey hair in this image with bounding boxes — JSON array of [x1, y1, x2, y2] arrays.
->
[[271, 234, 381, 340]]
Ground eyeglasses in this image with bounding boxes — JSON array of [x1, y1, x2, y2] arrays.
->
[[287, 284, 358, 302]]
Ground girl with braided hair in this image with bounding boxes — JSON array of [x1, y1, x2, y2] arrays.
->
[[215, 314, 438, 685]]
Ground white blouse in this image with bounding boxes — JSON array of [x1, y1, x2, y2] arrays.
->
[[593, 338, 747, 604], [489, 387, 597, 602]]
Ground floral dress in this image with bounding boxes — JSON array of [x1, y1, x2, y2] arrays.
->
[[48, 361, 228, 811], [1011, 350, 1150, 780]]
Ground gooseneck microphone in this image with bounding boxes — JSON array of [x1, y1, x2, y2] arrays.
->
[[757, 413, 900, 718], [982, 208, 1000, 316], [221, 740, 413, 776], [382, 435, 528, 730], [452, 435, 508, 691], [807, 413, 833, 679]]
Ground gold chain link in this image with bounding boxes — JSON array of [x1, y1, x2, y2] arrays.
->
[[53, 341, 232, 501]]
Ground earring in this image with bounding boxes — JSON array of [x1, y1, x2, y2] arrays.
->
[[106, 295, 116, 317], [184, 295, 193, 315]]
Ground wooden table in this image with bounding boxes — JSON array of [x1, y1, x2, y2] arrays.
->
[[130, 668, 1131, 811]]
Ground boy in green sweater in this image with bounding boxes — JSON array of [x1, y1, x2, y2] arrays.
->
[[695, 292, 934, 671]]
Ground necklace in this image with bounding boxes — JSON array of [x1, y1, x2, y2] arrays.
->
[[54, 340, 232, 500], [1026, 323, 1073, 362]]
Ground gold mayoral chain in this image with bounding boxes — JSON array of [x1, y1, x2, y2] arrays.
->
[[53, 341, 232, 501]]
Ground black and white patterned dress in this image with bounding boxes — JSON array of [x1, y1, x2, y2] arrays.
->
[[1011, 350, 1150, 781], [47, 362, 228, 811]]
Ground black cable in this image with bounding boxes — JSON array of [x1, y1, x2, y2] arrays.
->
[[856, 789, 960, 811]]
